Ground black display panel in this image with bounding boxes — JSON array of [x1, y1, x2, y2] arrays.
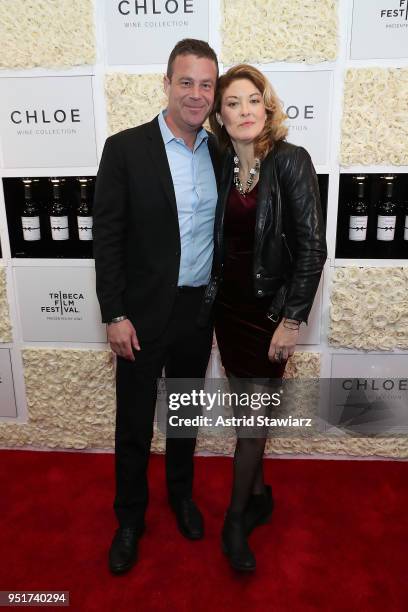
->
[[336, 173, 408, 259], [3, 176, 95, 258], [2, 174, 328, 260]]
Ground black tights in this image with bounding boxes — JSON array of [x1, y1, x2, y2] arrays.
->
[[227, 375, 279, 513], [230, 438, 267, 513]]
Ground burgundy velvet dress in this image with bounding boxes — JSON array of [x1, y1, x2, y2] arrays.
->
[[214, 183, 287, 379]]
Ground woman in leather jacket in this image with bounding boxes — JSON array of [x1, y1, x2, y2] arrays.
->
[[206, 64, 327, 572]]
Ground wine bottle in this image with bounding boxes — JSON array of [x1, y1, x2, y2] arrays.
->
[[76, 178, 93, 241], [397, 199, 408, 258], [347, 175, 368, 245], [21, 178, 41, 242], [403, 200, 408, 242], [49, 178, 69, 241], [376, 175, 397, 242]]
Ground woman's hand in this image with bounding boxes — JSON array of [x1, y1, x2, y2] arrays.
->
[[268, 318, 300, 362]]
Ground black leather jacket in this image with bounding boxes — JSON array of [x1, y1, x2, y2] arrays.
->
[[200, 140, 327, 325]]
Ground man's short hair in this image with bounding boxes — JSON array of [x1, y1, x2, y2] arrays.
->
[[167, 38, 218, 79]]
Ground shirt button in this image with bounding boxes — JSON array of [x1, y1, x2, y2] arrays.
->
[[257, 289, 263, 295]]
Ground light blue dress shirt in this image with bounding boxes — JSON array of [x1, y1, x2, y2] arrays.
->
[[158, 110, 218, 287]]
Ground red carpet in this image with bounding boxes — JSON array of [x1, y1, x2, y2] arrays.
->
[[0, 450, 407, 612]]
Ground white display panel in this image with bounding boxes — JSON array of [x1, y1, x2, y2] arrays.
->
[[350, 0, 408, 60], [327, 353, 408, 434], [14, 266, 106, 343], [331, 353, 408, 378], [0, 0, 406, 440], [263, 71, 332, 167], [104, 0, 210, 65], [0, 349, 17, 417], [0, 76, 97, 168]]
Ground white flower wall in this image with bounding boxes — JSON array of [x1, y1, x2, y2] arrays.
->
[[341, 68, 408, 166], [221, 0, 338, 64], [0, 349, 328, 454], [0, 344, 406, 458], [329, 267, 408, 351], [0, 0, 407, 460], [0, 267, 12, 343], [0, 349, 115, 449], [0, 0, 95, 69], [105, 74, 167, 136]]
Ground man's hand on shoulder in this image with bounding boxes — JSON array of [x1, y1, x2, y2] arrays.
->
[[107, 319, 140, 361]]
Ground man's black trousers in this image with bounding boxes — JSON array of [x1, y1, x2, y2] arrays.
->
[[114, 287, 213, 531]]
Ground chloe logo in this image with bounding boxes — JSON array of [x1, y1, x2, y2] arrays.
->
[[342, 379, 408, 391], [285, 105, 315, 120], [10, 109, 81, 125], [118, 0, 194, 15]]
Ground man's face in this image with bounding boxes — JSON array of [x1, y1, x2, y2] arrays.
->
[[164, 54, 217, 132]]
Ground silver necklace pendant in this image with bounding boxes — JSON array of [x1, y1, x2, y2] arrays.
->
[[233, 155, 260, 196]]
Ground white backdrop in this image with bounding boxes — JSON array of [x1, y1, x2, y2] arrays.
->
[[0, 0, 407, 431]]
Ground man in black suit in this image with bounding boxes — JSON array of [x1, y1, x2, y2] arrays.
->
[[93, 39, 220, 574]]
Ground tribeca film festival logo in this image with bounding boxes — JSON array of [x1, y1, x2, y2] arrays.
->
[[40, 291, 85, 321], [117, 0, 195, 29], [10, 108, 81, 137], [380, 1, 408, 27]]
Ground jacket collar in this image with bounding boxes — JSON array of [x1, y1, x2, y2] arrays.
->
[[216, 146, 280, 249], [145, 115, 221, 217], [145, 115, 178, 219]]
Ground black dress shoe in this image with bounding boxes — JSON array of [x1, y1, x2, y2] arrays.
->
[[171, 498, 204, 540], [244, 484, 274, 535], [109, 527, 140, 574], [222, 510, 256, 572]]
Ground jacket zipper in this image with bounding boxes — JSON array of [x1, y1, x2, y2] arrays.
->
[[281, 232, 293, 263]]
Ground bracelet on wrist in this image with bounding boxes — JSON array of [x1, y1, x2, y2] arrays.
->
[[108, 315, 128, 325], [283, 318, 301, 330]]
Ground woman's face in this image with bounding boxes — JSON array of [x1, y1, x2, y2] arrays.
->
[[218, 78, 267, 146]]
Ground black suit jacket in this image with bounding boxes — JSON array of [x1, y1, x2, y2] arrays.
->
[[93, 116, 221, 341]]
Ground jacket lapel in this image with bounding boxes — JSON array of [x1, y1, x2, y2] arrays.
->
[[145, 116, 178, 219], [254, 150, 277, 248], [214, 151, 233, 256], [207, 134, 222, 190]]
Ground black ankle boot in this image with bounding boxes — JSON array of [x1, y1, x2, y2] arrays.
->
[[244, 485, 274, 535], [222, 510, 256, 572]]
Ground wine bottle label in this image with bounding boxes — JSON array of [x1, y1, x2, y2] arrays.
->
[[50, 215, 69, 240], [404, 215, 408, 241], [376, 215, 396, 241], [22, 216, 41, 241], [77, 216, 93, 241], [349, 215, 367, 241]]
